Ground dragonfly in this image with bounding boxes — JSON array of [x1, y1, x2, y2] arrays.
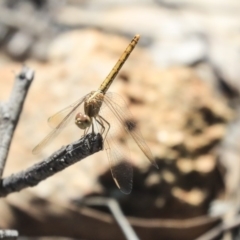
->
[[33, 34, 158, 194]]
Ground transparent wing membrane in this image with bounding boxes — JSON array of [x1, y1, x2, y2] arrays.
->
[[104, 92, 158, 169], [32, 95, 88, 154], [48, 96, 87, 129], [32, 127, 63, 154], [105, 131, 133, 194]]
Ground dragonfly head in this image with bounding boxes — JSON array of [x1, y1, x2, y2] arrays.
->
[[75, 112, 92, 129]]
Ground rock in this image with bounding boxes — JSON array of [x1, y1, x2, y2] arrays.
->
[[7, 31, 33, 59]]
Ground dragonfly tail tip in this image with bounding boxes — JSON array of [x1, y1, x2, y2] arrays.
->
[[135, 34, 140, 40]]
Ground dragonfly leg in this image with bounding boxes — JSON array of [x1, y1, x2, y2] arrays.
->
[[98, 115, 110, 141], [95, 117, 105, 135], [95, 116, 107, 149], [91, 119, 95, 133], [84, 126, 90, 136]]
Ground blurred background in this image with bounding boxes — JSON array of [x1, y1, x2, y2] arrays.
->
[[0, 0, 240, 239]]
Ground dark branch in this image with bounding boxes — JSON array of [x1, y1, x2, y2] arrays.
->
[[0, 133, 103, 197], [0, 66, 34, 177]]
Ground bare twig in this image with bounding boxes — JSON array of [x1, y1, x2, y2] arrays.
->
[[83, 197, 140, 240], [0, 133, 103, 197], [195, 215, 240, 240], [0, 66, 34, 177], [0, 230, 18, 240]]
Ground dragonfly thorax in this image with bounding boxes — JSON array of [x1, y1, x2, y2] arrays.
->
[[75, 91, 104, 130], [84, 91, 104, 117]]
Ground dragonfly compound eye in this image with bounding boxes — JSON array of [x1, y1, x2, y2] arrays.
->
[[75, 112, 92, 129]]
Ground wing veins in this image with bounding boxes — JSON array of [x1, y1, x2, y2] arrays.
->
[[32, 95, 88, 154], [104, 93, 158, 168]]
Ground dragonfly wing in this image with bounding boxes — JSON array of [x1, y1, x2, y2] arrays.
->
[[48, 95, 88, 129], [32, 127, 62, 154], [104, 92, 158, 169], [105, 131, 133, 194], [33, 94, 88, 154]]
